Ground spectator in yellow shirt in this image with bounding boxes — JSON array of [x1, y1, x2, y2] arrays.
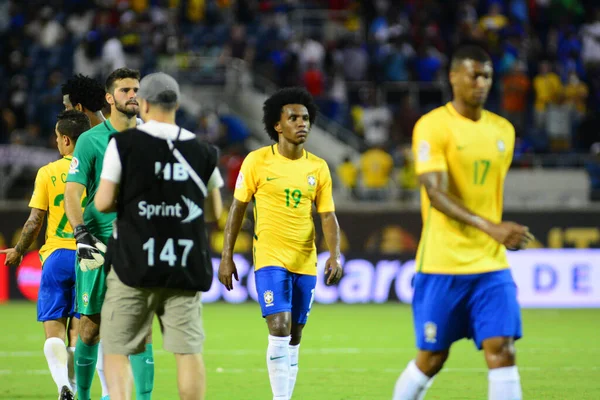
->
[[564, 71, 589, 117], [397, 145, 418, 202], [533, 61, 563, 131], [359, 146, 394, 201], [478, 3, 508, 48], [336, 156, 358, 199]]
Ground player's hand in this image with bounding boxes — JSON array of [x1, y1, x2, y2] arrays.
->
[[74, 224, 107, 272], [0, 248, 23, 267], [218, 257, 239, 291], [488, 221, 535, 251], [324, 256, 343, 286]]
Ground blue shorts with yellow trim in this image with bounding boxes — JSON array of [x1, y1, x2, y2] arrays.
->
[[412, 269, 522, 351], [255, 266, 317, 325], [37, 249, 78, 322]]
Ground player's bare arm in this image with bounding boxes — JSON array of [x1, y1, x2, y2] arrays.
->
[[0, 208, 46, 267], [64, 181, 86, 227], [319, 211, 343, 285], [419, 171, 534, 250], [95, 179, 118, 213], [218, 198, 249, 290], [204, 187, 223, 223]]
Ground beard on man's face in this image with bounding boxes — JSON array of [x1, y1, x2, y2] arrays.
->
[[115, 100, 139, 118]]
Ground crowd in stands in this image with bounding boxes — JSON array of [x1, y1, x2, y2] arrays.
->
[[1, 0, 600, 201]]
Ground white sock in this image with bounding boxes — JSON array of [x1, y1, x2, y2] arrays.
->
[[96, 340, 110, 397], [488, 366, 522, 400], [288, 344, 300, 399], [393, 360, 431, 400], [417, 377, 434, 400], [267, 335, 290, 400], [67, 346, 77, 394], [43, 337, 70, 394]]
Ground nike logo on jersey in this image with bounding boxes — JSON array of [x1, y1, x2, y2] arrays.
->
[[266, 177, 279, 181], [456, 145, 467, 151], [269, 355, 286, 360], [145, 359, 155, 365], [75, 360, 94, 367]]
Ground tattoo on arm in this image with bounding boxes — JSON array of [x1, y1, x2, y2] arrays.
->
[[15, 209, 46, 255]]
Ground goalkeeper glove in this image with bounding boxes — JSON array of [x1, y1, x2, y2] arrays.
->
[[74, 224, 107, 271]]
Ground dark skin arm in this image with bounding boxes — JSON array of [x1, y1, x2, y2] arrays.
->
[[319, 211, 343, 285], [0, 208, 46, 267], [420, 171, 534, 250], [218, 198, 249, 290]]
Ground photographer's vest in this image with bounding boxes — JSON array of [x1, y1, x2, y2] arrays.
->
[[106, 128, 217, 291]]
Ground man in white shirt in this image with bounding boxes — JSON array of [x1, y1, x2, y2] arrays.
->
[[95, 73, 223, 400]]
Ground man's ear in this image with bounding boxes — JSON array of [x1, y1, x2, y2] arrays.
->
[[449, 70, 456, 87], [75, 103, 84, 112], [274, 122, 282, 134], [59, 133, 70, 147], [105, 92, 114, 106]]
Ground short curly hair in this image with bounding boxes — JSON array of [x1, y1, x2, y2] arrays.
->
[[262, 87, 317, 142], [61, 74, 106, 112]]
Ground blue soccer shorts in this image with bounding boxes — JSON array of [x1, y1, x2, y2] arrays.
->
[[37, 249, 78, 322], [255, 266, 317, 324], [412, 269, 522, 351]]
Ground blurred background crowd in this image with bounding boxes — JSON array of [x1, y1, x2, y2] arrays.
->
[[1, 0, 600, 202]]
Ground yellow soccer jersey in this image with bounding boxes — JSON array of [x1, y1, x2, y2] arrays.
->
[[413, 103, 515, 274], [29, 157, 86, 264], [234, 144, 335, 275]]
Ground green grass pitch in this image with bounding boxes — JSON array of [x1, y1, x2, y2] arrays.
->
[[0, 302, 598, 399]]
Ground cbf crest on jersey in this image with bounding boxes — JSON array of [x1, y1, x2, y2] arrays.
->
[[307, 174, 316, 191], [264, 290, 274, 307], [497, 139, 506, 152], [424, 321, 437, 343]]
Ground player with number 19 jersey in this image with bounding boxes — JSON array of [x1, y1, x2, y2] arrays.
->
[[234, 144, 335, 275]]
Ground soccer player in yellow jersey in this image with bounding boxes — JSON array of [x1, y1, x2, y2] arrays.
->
[[1, 110, 90, 400], [219, 87, 343, 400], [392, 45, 534, 400]]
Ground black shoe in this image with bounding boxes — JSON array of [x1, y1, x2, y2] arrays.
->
[[59, 385, 74, 400]]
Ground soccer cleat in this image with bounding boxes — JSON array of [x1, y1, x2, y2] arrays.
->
[[100, 396, 110, 400], [59, 385, 74, 400]]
